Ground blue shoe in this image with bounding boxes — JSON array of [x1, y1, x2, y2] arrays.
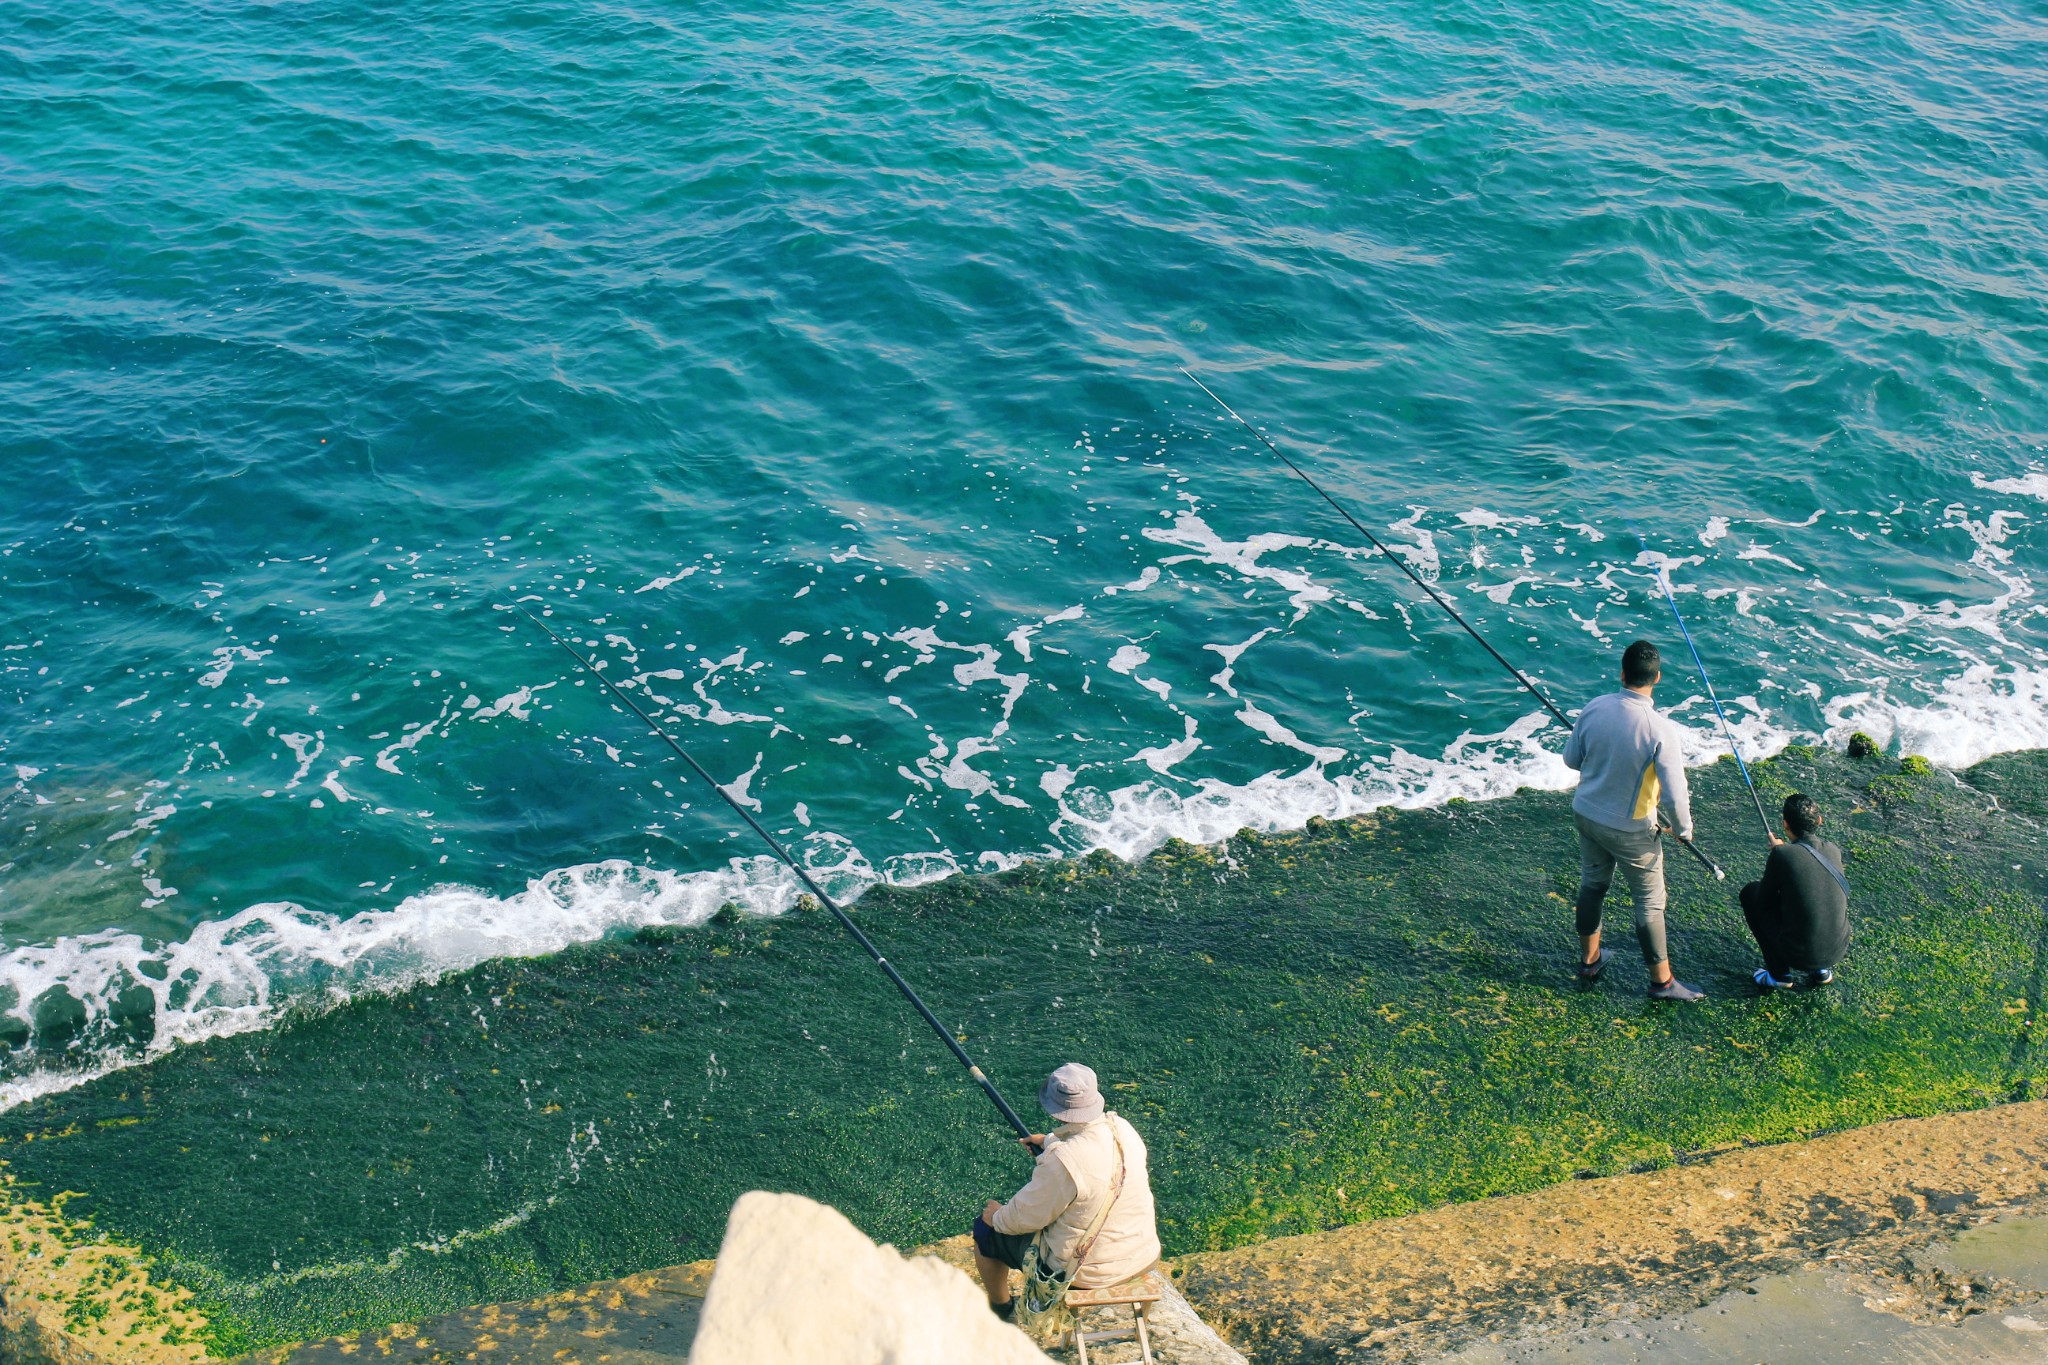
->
[[1648, 977, 1705, 1002], [1753, 967, 1794, 991], [1576, 948, 1610, 983]]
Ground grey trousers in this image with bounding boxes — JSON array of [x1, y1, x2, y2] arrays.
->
[[1573, 813, 1670, 967]]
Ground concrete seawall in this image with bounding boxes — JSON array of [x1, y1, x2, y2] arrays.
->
[[2, 743, 2044, 1358], [7, 1103, 2046, 1360]]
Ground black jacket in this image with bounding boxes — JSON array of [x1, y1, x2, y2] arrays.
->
[[1754, 837, 1851, 966]]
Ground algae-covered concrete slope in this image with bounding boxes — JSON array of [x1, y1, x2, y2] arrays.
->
[[0, 746, 2042, 1355], [0, 1172, 211, 1364]]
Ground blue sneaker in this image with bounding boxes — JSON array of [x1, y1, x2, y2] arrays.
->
[[1753, 967, 1794, 991], [1576, 948, 1611, 983], [1648, 977, 1705, 1002]]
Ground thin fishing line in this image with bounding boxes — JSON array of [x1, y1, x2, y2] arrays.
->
[[513, 606, 1032, 1139], [1651, 563, 1778, 844], [1179, 368, 1571, 728], [1181, 370, 1724, 879]]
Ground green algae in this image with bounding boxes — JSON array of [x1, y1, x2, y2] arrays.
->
[[0, 749, 2043, 1354]]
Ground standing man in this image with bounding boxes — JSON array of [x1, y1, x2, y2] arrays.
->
[[1742, 792, 1850, 989], [1562, 640, 1705, 1001], [972, 1062, 1161, 1321]]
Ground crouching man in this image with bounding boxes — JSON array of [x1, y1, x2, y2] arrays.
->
[[1743, 792, 1851, 990], [973, 1062, 1161, 1321]]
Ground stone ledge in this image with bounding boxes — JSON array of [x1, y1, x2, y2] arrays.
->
[[1172, 1099, 2048, 1363], [237, 1261, 716, 1364]]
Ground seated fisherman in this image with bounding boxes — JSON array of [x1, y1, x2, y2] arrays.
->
[[973, 1062, 1161, 1320], [1742, 792, 1851, 989]]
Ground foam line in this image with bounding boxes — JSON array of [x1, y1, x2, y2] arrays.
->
[[0, 846, 892, 1111], [1, 664, 2044, 1112], [1823, 665, 2048, 768]]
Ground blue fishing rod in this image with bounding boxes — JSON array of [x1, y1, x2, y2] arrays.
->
[[514, 607, 1033, 1140], [1649, 564, 1779, 845], [1183, 370, 1725, 880]]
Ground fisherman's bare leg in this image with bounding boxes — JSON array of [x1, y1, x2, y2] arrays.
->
[[975, 1249, 1011, 1305], [976, 1199, 1012, 1305]]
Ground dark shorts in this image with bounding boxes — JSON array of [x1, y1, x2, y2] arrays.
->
[[972, 1214, 1034, 1270]]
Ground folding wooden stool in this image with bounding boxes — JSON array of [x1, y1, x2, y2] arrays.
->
[[1062, 1269, 1163, 1365]]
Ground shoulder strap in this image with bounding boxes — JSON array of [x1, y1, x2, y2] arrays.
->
[[1796, 840, 1851, 898], [1066, 1119, 1128, 1273]]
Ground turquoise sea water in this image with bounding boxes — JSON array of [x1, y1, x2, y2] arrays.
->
[[2, 0, 2045, 1101]]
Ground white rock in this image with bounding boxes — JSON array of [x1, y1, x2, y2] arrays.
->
[[689, 1191, 1053, 1364]]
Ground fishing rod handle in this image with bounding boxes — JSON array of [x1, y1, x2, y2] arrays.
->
[[1676, 835, 1726, 880]]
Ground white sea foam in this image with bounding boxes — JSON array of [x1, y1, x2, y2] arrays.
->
[[1457, 509, 1539, 531], [1103, 566, 1160, 595], [11, 487, 2048, 1110], [1973, 470, 2048, 502], [1143, 512, 1334, 620], [1053, 709, 1569, 861], [0, 842, 895, 1110], [1040, 764, 1077, 799], [1203, 629, 1272, 697], [1736, 544, 1805, 571], [8, 656, 2048, 1110], [1822, 665, 2048, 768], [1107, 643, 1171, 700], [197, 644, 270, 689], [1235, 702, 1347, 765], [1129, 714, 1202, 774]]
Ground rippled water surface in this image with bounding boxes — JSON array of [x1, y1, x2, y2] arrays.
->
[[2, 0, 2046, 1097]]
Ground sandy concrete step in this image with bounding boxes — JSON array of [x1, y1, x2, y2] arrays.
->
[[237, 1263, 713, 1365]]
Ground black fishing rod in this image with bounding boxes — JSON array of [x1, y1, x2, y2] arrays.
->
[[1181, 368, 1571, 730], [1652, 564, 1778, 845], [514, 606, 1033, 1139], [1181, 369, 1726, 881]]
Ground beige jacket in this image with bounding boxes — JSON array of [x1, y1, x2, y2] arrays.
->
[[989, 1112, 1160, 1289]]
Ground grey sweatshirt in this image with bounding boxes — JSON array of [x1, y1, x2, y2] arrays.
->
[[1562, 690, 1693, 839]]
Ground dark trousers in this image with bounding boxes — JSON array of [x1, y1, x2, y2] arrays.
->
[[1740, 881, 1837, 977]]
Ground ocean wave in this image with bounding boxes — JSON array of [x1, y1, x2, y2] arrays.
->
[[8, 662, 2046, 1109]]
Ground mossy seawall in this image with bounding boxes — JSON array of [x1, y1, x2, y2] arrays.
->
[[1, 746, 2044, 1356]]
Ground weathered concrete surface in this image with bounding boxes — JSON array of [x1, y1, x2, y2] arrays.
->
[[1172, 1100, 2048, 1364], [1445, 1213, 2048, 1362], [919, 1234, 1250, 1365], [236, 1263, 714, 1364]]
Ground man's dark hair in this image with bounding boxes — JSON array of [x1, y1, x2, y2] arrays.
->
[[1622, 640, 1661, 688], [1783, 793, 1822, 837]]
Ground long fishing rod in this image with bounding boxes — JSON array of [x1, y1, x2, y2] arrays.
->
[[514, 606, 1033, 1139], [1182, 369, 1726, 881], [1651, 565, 1778, 845], [1181, 368, 1570, 730]]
